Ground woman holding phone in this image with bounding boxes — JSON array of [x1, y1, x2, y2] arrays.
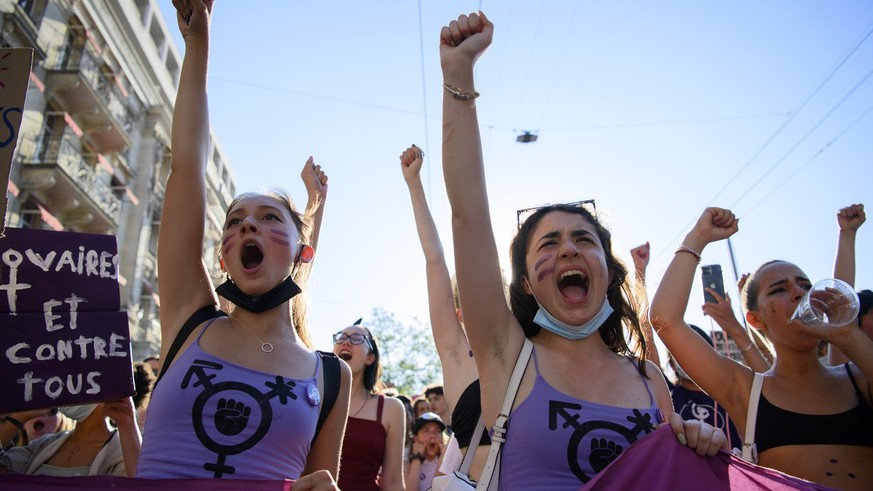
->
[[650, 207, 873, 490]]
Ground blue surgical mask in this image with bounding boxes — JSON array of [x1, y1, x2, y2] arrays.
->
[[532, 297, 614, 340], [59, 403, 99, 422]]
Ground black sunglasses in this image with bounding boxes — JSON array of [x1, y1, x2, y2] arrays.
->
[[516, 199, 596, 229], [333, 332, 372, 348]]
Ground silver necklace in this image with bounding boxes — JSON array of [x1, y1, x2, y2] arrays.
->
[[229, 314, 295, 353]]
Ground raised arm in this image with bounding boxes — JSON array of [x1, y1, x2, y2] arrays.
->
[[701, 289, 770, 372], [301, 156, 329, 257], [833, 203, 865, 286], [649, 208, 751, 416], [296, 157, 328, 289], [440, 13, 519, 418], [400, 145, 476, 407], [631, 243, 661, 369], [157, 0, 217, 352], [829, 203, 865, 365]]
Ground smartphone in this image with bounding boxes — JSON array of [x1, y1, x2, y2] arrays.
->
[[701, 264, 725, 304]]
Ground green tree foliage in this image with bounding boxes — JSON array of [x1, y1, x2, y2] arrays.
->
[[366, 307, 442, 396]]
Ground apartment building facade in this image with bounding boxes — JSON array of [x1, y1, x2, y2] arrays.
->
[[1, 0, 236, 360]]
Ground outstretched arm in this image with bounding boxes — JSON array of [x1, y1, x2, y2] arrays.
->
[[650, 208, 751, 420], [295, 157, 328, 288], [158, 0, 217, 359], [833, 203, 865, 286], [829, 203, 865, 365], [631, 243, 661, 369], [440, 13, 517, 429], [301, 156, 329, 256], [400, 145, 476, 407]]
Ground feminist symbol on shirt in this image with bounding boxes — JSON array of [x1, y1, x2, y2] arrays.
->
[[549, 401, 656, 484], [182, 359, 298, 477]]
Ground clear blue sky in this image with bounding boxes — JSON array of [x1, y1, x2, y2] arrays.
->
[[157, 1, 872, 360]]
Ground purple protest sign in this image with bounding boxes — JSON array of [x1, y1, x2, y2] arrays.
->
[[0, 227, 132, 413], [0, 227, 121, 313]]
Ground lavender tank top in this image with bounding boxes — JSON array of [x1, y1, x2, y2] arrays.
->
[[137, 318, 321, 479], [499, 349, 663, 489]]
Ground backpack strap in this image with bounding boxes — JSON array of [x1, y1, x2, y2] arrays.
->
[[155, 305, 225, 386], [311, 350, 341, 447], [741, 372, 764, 463]]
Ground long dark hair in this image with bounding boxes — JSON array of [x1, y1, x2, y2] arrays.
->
[[508, 204, 648, 375], [360, 326, 383, 393]]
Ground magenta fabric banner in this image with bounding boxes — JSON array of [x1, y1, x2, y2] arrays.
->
[[0, 475, 295, 490], [0, 227, 132, 413], [580, 426, 836, 490]]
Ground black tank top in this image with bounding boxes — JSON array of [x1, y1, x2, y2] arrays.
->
[[755, 364, 873, 453], [450, 380, 491, 448]]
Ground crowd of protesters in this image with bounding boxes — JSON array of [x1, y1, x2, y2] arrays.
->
[[1, 1, 870, 490]]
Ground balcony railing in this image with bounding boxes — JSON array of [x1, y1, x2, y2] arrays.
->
[[51, 41, 134, 138], [24, 135, 122, 224]]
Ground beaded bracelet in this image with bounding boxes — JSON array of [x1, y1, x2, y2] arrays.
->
[[675, 244, 701, 263], [443, 81, 480, 101]]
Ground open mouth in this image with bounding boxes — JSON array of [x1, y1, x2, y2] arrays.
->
[[337, 350, 352, 361], [241, 243, 264, 270], [558, 269, 589, 301]]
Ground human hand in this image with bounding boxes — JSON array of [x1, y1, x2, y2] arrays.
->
[[103, 398, 136, 428], [737, 273, 750, 292], [793, 286, 860, 342], [301, 156, 328, 203], [399, 145, 424, 183], [292, 469, 339, 491], [172, 0, 213, 41], [837, 203, 865, 232], [667, 413, 727, 456], [702, 290, 743, 336], [411, 440, 425, 456], [630, 242, 650, 278], [689, 208, 738, 245], [440, 12, 494, 70]]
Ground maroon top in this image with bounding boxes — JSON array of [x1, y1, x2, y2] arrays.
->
[[338, 395, 387, 491]]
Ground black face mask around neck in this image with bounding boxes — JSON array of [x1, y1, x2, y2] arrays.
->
[[215, 275, 302, 313]]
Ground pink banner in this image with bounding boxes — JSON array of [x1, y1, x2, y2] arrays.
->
[[0, 475, 295, 490], [580, 426, 835, 490]]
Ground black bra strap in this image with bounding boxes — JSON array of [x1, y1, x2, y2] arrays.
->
[[155, 305, 225, 386], [844, 362, 862, 396]]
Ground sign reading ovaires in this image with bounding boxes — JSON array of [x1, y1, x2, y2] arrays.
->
[[0, 227, 133, 413]]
